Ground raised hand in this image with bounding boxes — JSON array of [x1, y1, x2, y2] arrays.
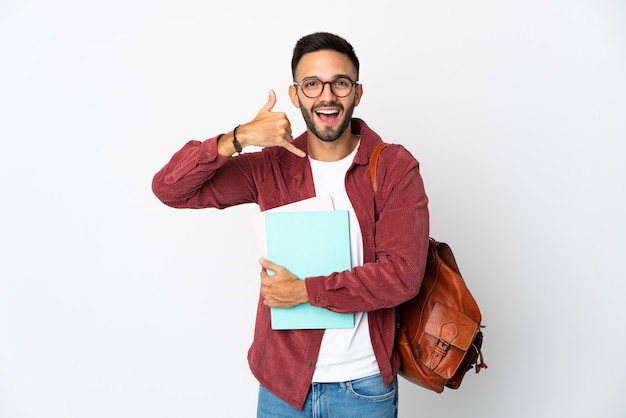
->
[[233, 90, 306, 158]]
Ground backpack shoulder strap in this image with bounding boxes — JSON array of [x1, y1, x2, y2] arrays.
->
[[369, 142, 389, 193]]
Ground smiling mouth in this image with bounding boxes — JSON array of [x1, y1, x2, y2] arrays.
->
[[315, 108, 340, 124]]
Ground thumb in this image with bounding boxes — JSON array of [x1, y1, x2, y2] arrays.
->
[[259, 257, 279, 273], [258, 89, 276, 114]]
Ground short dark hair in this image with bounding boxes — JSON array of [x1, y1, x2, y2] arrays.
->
[[291, 32, 360, 80]]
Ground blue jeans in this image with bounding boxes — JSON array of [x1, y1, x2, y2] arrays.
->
[[257, 374, 398, 418]]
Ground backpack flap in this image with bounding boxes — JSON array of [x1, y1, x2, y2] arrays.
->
[[419, 302, 479, 379]]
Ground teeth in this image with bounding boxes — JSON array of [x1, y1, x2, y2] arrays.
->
[[316, 109, 339, 115]]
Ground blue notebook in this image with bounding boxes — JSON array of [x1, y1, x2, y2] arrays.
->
[[264, 210, 355, 330]]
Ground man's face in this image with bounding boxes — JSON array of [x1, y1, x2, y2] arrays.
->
[[289, 50, 362, 143]]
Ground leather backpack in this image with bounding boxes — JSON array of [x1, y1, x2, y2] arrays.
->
[[369, 142, 487, 393]]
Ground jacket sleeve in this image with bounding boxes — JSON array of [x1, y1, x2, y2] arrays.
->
[[151, 135, 260, 209], [305, 144, 430, 312]]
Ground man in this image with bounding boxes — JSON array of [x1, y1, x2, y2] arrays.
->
[[152, 32, 429, 418]]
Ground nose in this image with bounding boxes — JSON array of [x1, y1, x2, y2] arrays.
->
[[318, 81, 336, 100]]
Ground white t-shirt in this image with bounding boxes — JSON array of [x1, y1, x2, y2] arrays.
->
[[308, 141, 379, 383]]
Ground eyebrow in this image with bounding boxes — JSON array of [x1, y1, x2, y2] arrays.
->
[[297, 74, 356, 82]]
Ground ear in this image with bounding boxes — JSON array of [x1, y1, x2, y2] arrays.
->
[[353, 83, 363, 107], [288, 85, 300, 108]]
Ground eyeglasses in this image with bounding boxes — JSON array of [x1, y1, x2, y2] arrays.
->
[[293, 76, 358, 98]]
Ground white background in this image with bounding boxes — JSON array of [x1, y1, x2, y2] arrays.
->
[[1, 1, 625, 417]]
